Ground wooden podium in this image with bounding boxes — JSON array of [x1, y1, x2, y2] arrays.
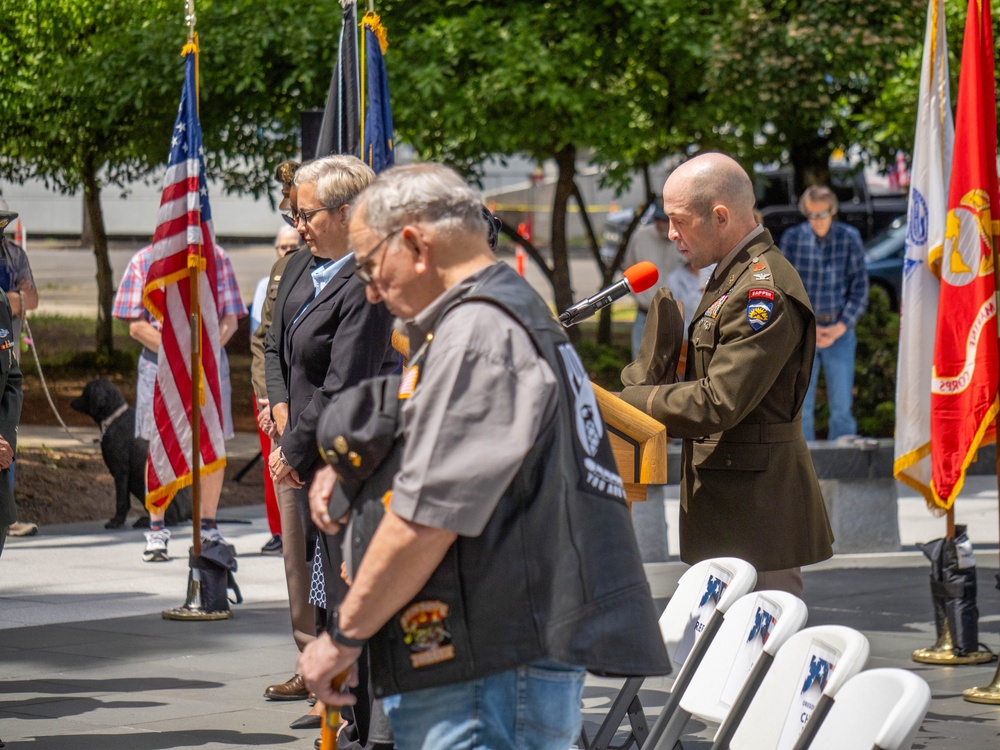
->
[[592, 384, 667, 505], [392, 332, 667, 505]]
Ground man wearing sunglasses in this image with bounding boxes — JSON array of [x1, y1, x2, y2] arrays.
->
[[779, 185, 868, 442]]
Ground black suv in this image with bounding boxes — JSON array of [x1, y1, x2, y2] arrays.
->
[[756, 166, 907, 244]]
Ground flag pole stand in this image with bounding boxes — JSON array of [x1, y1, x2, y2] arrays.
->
[[162, 1, 229, 622], [912, 509, 994, 665]]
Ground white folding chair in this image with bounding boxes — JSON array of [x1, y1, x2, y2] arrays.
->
[[806, 668, 931, 750], [580, 558, 757, 750], [724, 625, 870, 750], [645, 590, 809, 749]]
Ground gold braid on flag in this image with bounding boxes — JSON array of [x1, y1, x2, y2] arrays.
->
[[363, 11, 389, 53], [360, 14, 367, 159]]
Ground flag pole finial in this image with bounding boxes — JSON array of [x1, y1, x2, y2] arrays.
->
[[185, 0, 197, 42]]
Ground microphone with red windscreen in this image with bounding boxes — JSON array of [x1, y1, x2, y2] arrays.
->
[[558, 261, 659, 327]]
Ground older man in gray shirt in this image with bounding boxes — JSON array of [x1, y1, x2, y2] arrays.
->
[[300, 163, 667, 749]]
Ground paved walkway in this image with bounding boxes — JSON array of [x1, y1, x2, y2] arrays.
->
[[2, 427, 999, 748]]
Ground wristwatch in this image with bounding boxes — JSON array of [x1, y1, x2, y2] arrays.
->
[[330, 610, 367, 649]]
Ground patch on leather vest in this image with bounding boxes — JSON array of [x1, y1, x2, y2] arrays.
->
[[557, 343, 626, 501], [400, 600, 455, 668]]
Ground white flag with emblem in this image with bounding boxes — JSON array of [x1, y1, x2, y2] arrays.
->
[[893, 0, 954, 506]]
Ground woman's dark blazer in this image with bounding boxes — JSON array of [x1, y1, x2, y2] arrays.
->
[[264, 250, 396, 481]]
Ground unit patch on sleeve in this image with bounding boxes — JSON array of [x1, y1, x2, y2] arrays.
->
[[746, 299, 774, 332], [748, 288, 775, 301]]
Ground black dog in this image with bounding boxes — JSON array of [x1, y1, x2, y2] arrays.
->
[[71, 378, 190, 529]]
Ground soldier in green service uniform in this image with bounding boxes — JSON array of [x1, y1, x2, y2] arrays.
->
[[620, 153, 833, 596]]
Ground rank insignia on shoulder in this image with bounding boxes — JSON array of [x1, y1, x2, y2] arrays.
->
[[746, 300, 773, 331], [399, 365, 419, 399], [705, 294, 728, 319], [753, 272, 771, 281], [752, 262, 767, 272], [748, 288, 775, 301]]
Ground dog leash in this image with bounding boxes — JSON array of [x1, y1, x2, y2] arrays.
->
[[22, 317, 93, 446]]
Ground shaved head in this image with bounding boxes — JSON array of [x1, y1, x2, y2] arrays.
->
[[661, 153, 760, 268], [668, 153, 756, 221]]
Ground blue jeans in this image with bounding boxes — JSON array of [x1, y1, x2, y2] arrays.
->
[[802, 326, 857, 441], [382, 661, 586, 750]]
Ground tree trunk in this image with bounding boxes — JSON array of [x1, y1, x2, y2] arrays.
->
[[596, 263, 616, 346], [80, 195, 93, 249], [596, 166, 657, 346], [551, 146, 577, 338], [81, 161, 114, 359], [789, 135, 832, 195]]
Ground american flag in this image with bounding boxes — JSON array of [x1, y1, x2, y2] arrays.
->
[[141, 47, 226, 511]]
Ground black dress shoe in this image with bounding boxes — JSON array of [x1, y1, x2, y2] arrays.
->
[[289, 713, 322, 730], [264, 673, 309, 701], [314, 739, 321, 750], [261, 534, 283, 555]]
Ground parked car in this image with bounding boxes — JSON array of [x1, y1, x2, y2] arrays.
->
[[864, 215, 906, 312], [757, 165, 907, 244]]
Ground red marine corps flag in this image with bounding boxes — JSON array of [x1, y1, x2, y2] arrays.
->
[[930, 0, 1000, 509], [142, 38, 226, 512]]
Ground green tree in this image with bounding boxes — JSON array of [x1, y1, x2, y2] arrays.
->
[[381, 0, 709, 341], [701, 0, 926, 189], [0, 0, 339, 357]]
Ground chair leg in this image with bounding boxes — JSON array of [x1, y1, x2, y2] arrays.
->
[[609, 694, 649, 749], [645, 706, 691, 750], [589, 676, 646, 750]]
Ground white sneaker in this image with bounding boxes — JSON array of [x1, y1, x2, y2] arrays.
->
[[201, 527, 224, 544], [142, 528, 171, 562]]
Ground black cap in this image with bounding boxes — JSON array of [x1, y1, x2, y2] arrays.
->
[[316, 375, 402, 518]]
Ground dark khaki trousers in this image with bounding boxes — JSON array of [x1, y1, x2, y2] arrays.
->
[[275, 480, 315, 652]]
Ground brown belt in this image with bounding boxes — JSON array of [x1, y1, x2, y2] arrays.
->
[[695, 420, 803, 444]]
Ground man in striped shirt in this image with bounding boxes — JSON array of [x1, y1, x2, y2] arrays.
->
[[779, 186, 868, 441], [113, 243, 247, 560]]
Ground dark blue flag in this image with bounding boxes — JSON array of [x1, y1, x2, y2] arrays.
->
[[361, 12, 394, 173]]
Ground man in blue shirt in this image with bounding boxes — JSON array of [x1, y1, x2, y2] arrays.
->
[[780, 185, 868, 441]]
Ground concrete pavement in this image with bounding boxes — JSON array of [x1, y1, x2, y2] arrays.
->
[[2, 427, 1000, 748]]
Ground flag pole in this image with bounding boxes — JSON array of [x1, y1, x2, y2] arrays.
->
[[185, 0, 203, 562]]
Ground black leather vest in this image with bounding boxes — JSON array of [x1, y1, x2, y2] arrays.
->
[[352, 264, 670, 697]]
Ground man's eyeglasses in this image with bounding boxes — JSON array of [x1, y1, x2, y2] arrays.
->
[[354, 229, 402, 285], [281, 206, 333, 227], [804, 210, 832, 220]]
